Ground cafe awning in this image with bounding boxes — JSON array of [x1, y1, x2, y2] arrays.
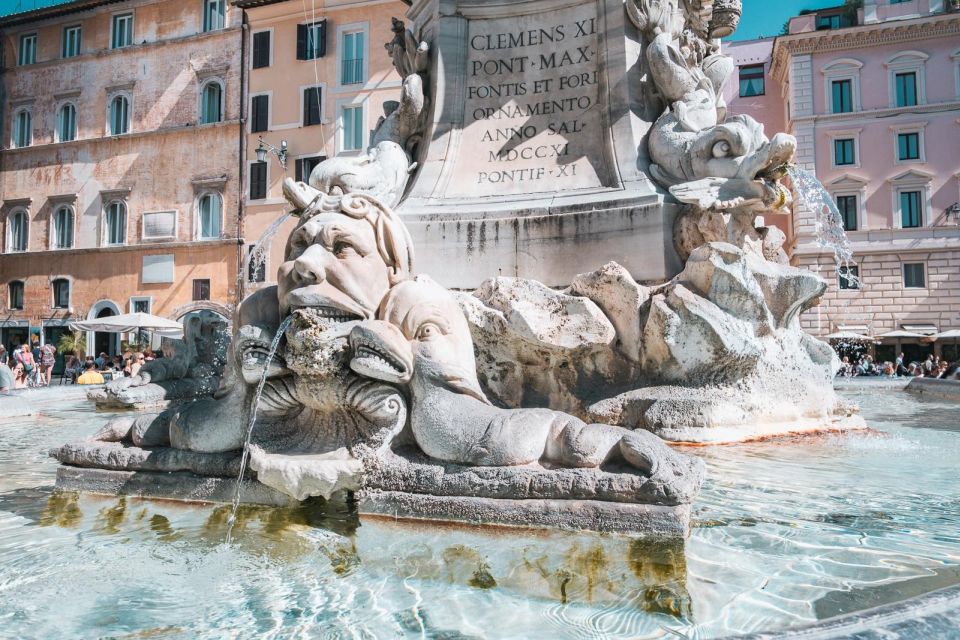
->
[[875, 329, 927, 339], [70, 312, 184, 339]]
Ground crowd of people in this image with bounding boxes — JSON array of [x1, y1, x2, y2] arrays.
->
[[838, 353, 959, 379], [0, 341, 161, 391]]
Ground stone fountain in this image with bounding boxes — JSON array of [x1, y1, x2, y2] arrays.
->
[[51, 0, 863, 537]]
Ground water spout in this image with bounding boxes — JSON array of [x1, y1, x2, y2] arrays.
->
[[225, 314, 294, 543], [243, 212, 294, 284], [787, 166, 861, 289]]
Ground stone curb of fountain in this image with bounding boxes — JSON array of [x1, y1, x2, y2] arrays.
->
[[905, 377, 960, 401], [730, 582, 960, 639]]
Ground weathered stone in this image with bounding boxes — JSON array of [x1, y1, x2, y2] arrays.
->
[[569, 262, 651, 363], [50, 441, 242, 477]]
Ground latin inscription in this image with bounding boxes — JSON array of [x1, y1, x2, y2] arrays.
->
[[446, 3, 608, 197]]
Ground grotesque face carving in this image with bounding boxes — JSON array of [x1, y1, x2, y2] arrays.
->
[[277, 212, 393, 321]]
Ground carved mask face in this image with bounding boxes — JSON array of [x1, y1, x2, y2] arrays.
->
[[277, 212, 393, 321], [348, 278, 487, 402]]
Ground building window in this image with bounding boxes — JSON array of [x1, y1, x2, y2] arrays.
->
[[295, 155, 325, 183], [202, 0, 225, 32], [53, 206, 74, 249], [109, 94, 130, 135], [8, 281, 24, 310], [895, 72, 917, 107], [738, 64, 765, 97], [341, 30, 365, 85], [831, 80, 853, 113], [62, 25, 81, 58], [7, 211, 28, 252], [249, 161, 267, 200], [833, 139, 855, 166], [903, 263, 925, 289], [57, 103, 77, 142], [200, 80, 223, 124], [816, 14, 849, 30], [251, 94, 269, 133], [52, 278, 70, 309], [105, 201, 127, 245], [193, 279, 211, 301], [111, 13, 133, 49], [899, 190, 922, 228], [303, 86, 322, 126], [838, 265, 859, 290], [897, 132, 920, 161], [247, 244, 266, 283], [341, 105, 363, 151], [252, 31, 270, 69], [131, 297, 151, 313], [142, 211, 176, 240], [836, 195, 857, 231], [297, 21, 326, 60], [18, 33, 37, 65], [198, 193, 222, 239], [13, 109, 32, 148]]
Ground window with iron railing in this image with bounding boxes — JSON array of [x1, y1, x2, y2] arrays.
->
[[341, 30, 365, 85]]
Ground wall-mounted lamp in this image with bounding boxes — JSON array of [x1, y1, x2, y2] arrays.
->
[[255, 136, 287, 170], [947, 202, 960, 222]]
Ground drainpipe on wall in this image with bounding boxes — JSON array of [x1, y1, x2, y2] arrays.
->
[[236, 10, 249, 308]]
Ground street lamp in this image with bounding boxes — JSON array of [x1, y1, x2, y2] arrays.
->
[[255, 136, 287, 170]]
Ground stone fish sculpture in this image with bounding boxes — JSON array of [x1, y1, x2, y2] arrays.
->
[[349, 277, 700, 480]]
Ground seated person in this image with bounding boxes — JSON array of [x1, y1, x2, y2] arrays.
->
[[76, 361, 105, 385], [12, 362, 27, 389]]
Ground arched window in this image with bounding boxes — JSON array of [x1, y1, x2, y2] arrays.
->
[[105, 201, 126, 245], [53, 205, 74, 249], [199, 80, 223, 124], [13, 109, 31, 148], [8, 281, 24, 310], [109, 94, 130, 135], [57, 103, 77, 142], [52, 278, 70, 309], [7, 210, 28, 252], [198, 192, 222, 239]]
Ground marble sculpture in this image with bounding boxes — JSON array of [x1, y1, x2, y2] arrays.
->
[[52, 4, 863, 534]]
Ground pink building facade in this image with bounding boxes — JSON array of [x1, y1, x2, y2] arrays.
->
[[727, 2, 960, 363]]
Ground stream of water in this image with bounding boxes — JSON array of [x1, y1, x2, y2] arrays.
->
[[225, 315, 293, 542], [787, 166, 861, 289], [244, 212, 294, 284]]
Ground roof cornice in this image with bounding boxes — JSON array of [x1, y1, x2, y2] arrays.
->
[[0, 0, 127, 29], [771, 13, 960, 83]]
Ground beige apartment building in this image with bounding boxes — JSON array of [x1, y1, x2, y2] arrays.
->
[[0, 0, 244, 363], [233, 0, 406, 292]]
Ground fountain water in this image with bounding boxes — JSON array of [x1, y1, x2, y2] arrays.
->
[[788, 165, 862, 289], [243, 212, 294, 284], [225, 314, 293, 542]]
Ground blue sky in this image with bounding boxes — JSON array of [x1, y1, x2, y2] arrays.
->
[[0, 0, 843, 38], [732, 0, 846, 40]]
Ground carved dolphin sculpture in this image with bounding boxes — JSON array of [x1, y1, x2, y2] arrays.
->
[[348, 277, 703, 481]]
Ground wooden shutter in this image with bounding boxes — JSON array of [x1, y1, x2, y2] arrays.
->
[[295, 158, 304, 183], [192, 279, 211, 301], [251, 95, 268, 132], [250, 161, 267, 200], [315, 21, 327, 57], [303, 87, 321, 126], [296, 23, 307, 60], [253, 31, 270, 69]]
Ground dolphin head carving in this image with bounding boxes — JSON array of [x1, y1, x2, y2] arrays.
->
[[348, 276, 489, 403]]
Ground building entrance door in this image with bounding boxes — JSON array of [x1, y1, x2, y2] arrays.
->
[[94, 308, 117, 357]]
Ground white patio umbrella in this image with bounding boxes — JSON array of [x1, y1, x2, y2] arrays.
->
[[929, 329, 960, 341], [70, 312, 184, 339], [823, 330, 875, 341], [875, 330, 927, 339]]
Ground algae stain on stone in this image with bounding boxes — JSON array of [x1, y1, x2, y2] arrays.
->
[[149, 514, 181, 542], [468, 561, 497, 589], [95, 497, 128, 534], [39, 491, 83, 528]]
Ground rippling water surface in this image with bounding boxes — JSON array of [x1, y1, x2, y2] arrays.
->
[[0, 385, 958, 639]]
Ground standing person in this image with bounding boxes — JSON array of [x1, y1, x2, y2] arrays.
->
[[40, 342, 57, 386], [923, 354, 935, 375], [0, 345, 6, 367], [14, 344, 36, 383], [76, 361, 104, 385], [30, 336, 41, 365]]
